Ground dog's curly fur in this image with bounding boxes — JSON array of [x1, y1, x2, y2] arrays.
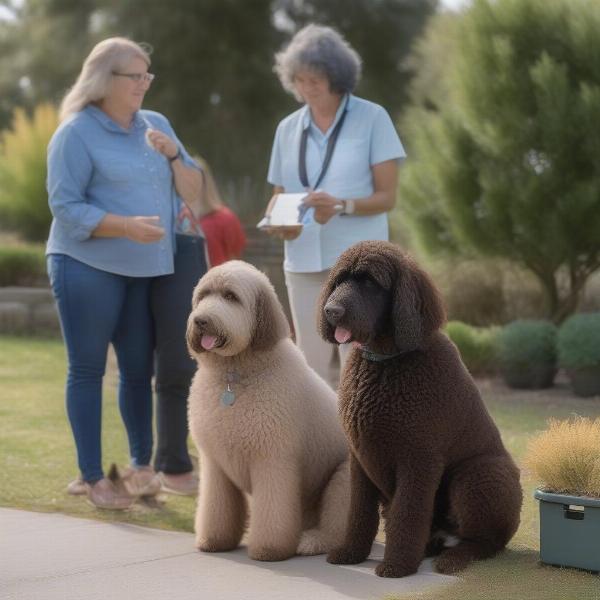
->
[[186, 260, 349, 561], [317, 241, 522, 578]]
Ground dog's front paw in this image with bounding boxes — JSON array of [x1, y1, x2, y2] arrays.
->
[[327, 546, 368, 565], [297, 529, 328, 555], [248, 545, 295, 562], [196, 537, 238, 553], [375, 561, 417, 578]]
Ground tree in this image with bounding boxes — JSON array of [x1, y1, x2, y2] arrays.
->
[[0, 0, 98, 130], [400, 0, 600, 322], [0, 0, 437, 220]]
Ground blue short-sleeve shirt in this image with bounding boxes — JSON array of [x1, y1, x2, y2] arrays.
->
[[46, 105, 197, 277], [267, 94, 406, 273]]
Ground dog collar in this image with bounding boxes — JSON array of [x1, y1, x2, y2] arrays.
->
[[359, 347, 405, 362]]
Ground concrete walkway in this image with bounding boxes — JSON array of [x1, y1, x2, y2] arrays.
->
[[0, 508, 455, 600]]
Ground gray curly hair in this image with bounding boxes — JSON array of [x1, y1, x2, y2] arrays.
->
[[274, 24, 362, 101]]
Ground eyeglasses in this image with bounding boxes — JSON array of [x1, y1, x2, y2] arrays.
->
[[112, 72, 155, 84]]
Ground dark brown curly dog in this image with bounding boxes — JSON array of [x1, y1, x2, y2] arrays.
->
[[318, 240, 522, 578]]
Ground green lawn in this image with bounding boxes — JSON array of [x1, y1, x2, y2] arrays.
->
[[1, 335, 599, 599], [0, 335, 195, 531]]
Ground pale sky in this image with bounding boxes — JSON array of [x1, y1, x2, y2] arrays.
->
[[440, 0, 470, 10]]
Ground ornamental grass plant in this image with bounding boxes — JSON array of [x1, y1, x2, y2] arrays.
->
[[0, 103, 58, 241], [525, 417, 600, 498]]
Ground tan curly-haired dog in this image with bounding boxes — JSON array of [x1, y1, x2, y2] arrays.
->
[[318, 241, 522, 577], [186, 260, 349, 561]]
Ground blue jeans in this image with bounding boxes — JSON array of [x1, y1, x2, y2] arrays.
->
[[151, 234, 208, 474], [48, 254, 154, 483]]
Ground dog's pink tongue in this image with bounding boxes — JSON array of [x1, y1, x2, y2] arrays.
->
[[334, 327, 352, 344], [201, 335, 217, 350]]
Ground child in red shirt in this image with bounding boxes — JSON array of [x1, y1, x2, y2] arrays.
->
[[176, 157, 246, 267]]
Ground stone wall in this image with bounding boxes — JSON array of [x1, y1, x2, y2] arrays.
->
[[0, 286, 60, 336], [0, 227, 289, 336]]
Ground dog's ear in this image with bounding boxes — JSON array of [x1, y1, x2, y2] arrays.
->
[[392, 255, 446, 352], [251, 282, 290, 351]]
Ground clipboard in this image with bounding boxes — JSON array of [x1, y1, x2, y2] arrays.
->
[[257, 193, 308, 229]]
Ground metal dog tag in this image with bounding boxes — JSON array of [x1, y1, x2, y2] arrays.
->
[[221, 384, 235, 407]]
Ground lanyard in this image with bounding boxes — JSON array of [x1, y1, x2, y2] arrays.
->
[[298, 101, 348, 191]]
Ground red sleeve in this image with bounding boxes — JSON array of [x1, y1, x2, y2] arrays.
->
[[223, 210, 246, 258], [201, 208, 246, 266]]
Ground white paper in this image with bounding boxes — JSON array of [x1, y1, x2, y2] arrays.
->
[[266, 193, 307, 226]]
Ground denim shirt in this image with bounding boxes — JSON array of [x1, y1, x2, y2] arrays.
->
[[46, 105, 198, 277], [267, 94, 406, 273]]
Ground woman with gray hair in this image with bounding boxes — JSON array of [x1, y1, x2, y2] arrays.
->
[[264, 24, 406, 387], [47, 37, 206, 508]]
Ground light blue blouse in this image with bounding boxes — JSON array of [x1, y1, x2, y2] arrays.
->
[[46, 105, 197, 277], [267, 94, 406, 273]]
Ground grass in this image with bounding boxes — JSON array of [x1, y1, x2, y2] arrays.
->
[[1, 335, 599, 598], [0, 335, 196, 531]]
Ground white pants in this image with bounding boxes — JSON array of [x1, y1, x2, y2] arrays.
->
[[284, 269, 351, 388]]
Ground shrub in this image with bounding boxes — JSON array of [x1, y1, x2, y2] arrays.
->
[[557, 313, 600, 370], [425, 257, 547, 327], [525, 417, 600, 497], [497, 320, 557, 389], [445, 321, 498, 376], [0, 245, 46, 286], [0, 104, 58, 241]]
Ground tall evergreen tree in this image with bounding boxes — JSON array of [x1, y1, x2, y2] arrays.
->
[[401, 0, 600, 322]]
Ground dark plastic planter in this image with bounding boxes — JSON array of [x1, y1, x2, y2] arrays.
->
[[501, 364, 556, 389], [568, 366, 600, 398], [534, 490, 600, 572]]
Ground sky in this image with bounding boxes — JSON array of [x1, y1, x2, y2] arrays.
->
[[440, 0, 470, 10]]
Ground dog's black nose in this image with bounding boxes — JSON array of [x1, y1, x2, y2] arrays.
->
[[194, 316, 208, 328], [325, 303, 345, 322]]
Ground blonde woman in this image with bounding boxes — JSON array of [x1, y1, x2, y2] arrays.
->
[[46, 37, 203, 508]]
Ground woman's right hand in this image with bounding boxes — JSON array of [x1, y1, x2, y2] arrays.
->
[[123, 216, 165, 243]]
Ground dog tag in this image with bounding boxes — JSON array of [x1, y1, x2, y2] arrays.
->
[[221, 383, 235, 407]]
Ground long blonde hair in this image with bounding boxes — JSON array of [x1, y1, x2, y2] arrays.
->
[[194, 156, 224, 214], [60, 37, 151, 122]]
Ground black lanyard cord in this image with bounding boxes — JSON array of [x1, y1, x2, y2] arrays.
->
[[298, 104, 348, 191]]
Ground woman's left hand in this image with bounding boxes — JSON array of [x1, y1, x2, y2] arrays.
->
[[302, 191, 344, 224], [146, 129, 179, 160]]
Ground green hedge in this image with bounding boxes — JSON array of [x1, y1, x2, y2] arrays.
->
[[445, 321, 499, 376], [558, 313, 600, 370], [497, 320, 557, 389], [0, 245, 46, 286]]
